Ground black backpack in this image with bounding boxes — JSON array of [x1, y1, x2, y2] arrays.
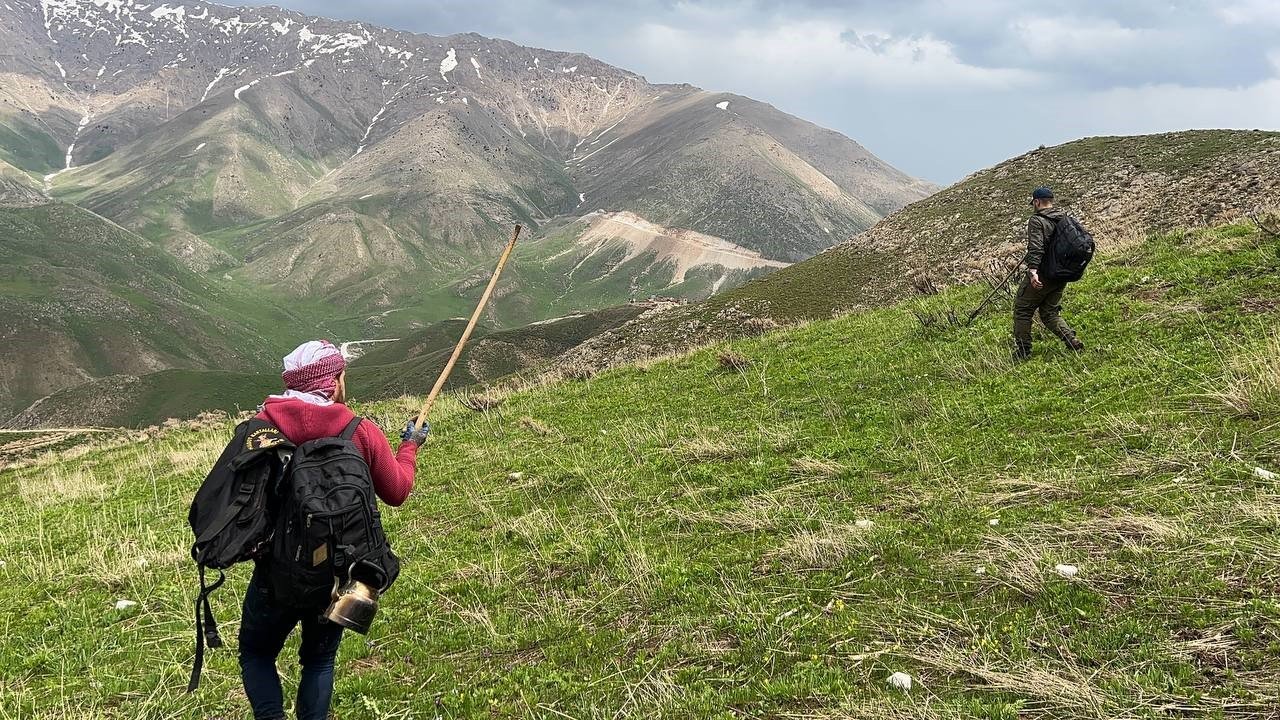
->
[[266, 417, 400, 611], [186, 417, 400, 692], [187, 419, 295, 692], [1041, 214, 1095, 282]]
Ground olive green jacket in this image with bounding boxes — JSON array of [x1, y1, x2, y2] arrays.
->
[[1024, 206, 1067, 270]]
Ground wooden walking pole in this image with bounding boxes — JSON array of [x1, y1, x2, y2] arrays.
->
[[413, 224, 521, 430]]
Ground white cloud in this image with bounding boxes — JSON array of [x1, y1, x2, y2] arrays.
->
[[242, 0, 1280, 183], [629, 20, 1038, 92], [1218, 0, 1280, 26]]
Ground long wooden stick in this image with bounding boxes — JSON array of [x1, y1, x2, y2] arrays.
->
[[414, 224, 521, 430]]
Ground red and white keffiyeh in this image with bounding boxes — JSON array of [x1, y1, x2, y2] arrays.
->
[[274, 340, 347, 405]]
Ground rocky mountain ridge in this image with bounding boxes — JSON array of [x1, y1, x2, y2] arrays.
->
[[2, 0, 933, 297], [0, 0, 935, 421]]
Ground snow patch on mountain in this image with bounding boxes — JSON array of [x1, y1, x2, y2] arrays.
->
[[470, 56, 482, 79], [439, 48, 457, 81], [149, 4, 187, 37], [716, 100, 729, 110], [234, 75, 266, 100], [355, 104, 388, 156], [298, 26, 368, 55], [210, 15, 262, 36], [200, 67, 233, 102]]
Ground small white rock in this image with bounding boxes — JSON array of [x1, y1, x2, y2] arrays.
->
[[0, 559, 6, 569], [507, 472, 525, 481], [1254, 467, 1277, 481], [1054, 564, 1079, 578], [975, 566, 986, 575], [855, 519, 874, 529], [114, 599, 138, 611], [887, 671, 913, 691], [988, 518, 1000, 526], [135, 558, 149, 568]]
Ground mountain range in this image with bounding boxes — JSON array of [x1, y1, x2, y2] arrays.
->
[[0, 0, 934, 418]]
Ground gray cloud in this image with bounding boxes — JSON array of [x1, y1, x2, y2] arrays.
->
[[241, 0, 1280, 183]]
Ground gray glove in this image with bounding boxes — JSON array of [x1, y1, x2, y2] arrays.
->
[[400, 417, 430, 446]]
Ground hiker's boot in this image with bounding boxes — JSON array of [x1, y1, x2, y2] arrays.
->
[[1012, 340, 1032, 363], [1064, 336, 1085, 352]]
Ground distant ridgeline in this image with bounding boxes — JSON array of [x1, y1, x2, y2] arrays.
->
[[0, 0, 934, 425]]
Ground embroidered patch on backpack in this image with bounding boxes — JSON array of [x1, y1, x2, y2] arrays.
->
[[246, 427, 288, 451]]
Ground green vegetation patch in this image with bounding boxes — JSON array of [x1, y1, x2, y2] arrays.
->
[[2, 224, 1280, 717], [0, 114, 63, 175]]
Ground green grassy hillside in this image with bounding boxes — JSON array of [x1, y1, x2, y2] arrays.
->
[[349, 305, 647, 400], [4, 369, 280, 429], [0, 202, 339, 416], [2, 222, 1279, 717]]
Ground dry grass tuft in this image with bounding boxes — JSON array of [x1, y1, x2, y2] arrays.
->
[[166, 432, 226, 476], [910, 272, 940, 296], [670, 433, 743, 463], [1209, 334, 1280, 419], [743, 316, 781, 336], [938, 340, 1015, 382], [517, 416, 559, 438], [459, 391, 505, 412], [768, 522, 875, 568], [788, 457, 845, 480], [1058, 513, 1186, 547], [669, 481, 819, 532], [19, 465, 110, 507], [560, 361, 599, 381], [716, 350, 752, 372], [982, 473, 1079, 508], [969, 532, 1055, 594], [911, 649, 1113, 717]]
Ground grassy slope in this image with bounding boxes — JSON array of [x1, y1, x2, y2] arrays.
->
[[3, 224, 1280, 717], [0, 112, 63, 176], [723, 129, 1280, 324], [0, 202, 361, 417], [10, 369, 282, 429], [349, 305, 647, 400]]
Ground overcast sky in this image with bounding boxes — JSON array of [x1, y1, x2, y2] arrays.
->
[[246, 0, 1280, 184]]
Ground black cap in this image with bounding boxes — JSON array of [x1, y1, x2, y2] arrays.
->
[[1031, 186, 1054, 200]]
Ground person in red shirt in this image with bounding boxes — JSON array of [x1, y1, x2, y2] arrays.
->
[[238, 340, 428, 720]]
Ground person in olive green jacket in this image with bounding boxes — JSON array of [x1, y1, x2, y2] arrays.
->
[[1013, 187, 1084, 361]]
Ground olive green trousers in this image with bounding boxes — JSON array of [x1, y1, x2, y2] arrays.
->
[[1012, 278, 1076, 345]]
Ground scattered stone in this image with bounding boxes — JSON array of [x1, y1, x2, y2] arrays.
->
[[1254, 467, 1277, 481], [507, 472, 525, 481], [988, 518, 1000, 526], [887, 671, 913, 691], [975, 566, 986, 575], [1054, 564, 1079, 578], [0, 559, 6, 569], [855, 519, 874, 529], [114, 599, 138, 611]]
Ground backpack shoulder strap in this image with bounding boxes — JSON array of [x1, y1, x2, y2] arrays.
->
[[187, 565, 225, 693], [340, 416, 363, 442]]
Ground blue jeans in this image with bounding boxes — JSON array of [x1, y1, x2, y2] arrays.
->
[[238, 566, 345, 720]]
